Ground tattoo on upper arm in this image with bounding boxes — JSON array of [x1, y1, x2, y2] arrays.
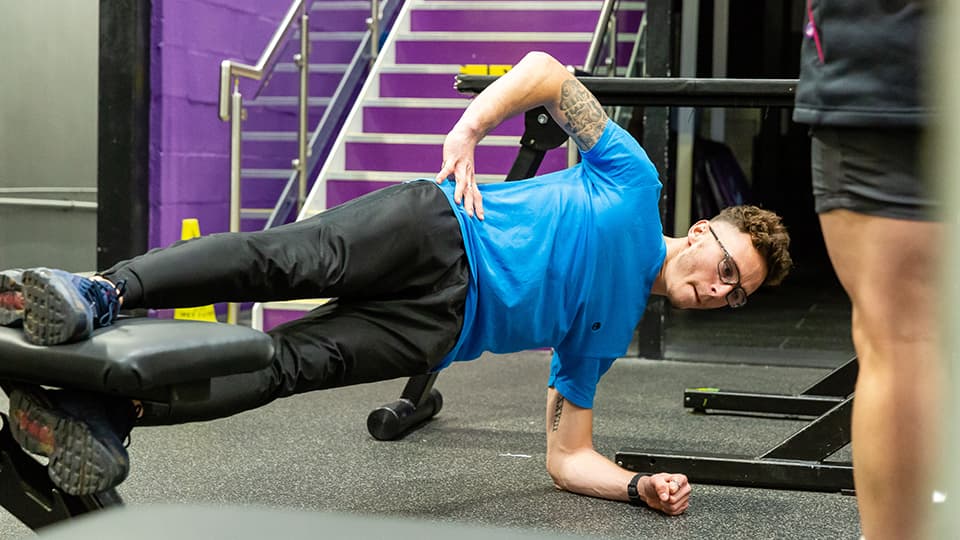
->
[[559, 79, 606, 151], [551, 395, 565, 432]]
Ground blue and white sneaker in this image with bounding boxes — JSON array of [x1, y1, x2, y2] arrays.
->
[[22, 268, 124, 346], [0, 269, 24, 326], [9, 385, 137, 495]]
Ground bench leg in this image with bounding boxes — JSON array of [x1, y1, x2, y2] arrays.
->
[[0, 412, 123, 530]]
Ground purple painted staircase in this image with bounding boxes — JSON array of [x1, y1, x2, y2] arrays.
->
[[237, 0, 372, 231], [255, 0, 646, 331]]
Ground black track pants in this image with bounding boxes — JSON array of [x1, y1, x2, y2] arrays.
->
[[101, 181, 469, 424]]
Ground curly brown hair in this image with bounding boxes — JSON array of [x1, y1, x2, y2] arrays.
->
[[711, 205, 792, 287]]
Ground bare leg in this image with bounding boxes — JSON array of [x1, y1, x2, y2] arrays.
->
[[819, 210, 942, 540]]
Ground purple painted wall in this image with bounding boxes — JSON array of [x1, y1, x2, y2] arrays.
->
[[150, 0, 289, 249]]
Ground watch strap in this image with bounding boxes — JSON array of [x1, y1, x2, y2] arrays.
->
[[626, 473, 646, 507]]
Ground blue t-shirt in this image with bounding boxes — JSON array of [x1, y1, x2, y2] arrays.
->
[[432, 119, 665, 408]]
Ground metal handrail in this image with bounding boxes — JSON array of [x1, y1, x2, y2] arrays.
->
[[218, 1, 305, 121], [218, 0, 308, 324], [218, 0, 309, 225]]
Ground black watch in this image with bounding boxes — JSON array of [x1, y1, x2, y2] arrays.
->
[[626, 473, 646, 507]]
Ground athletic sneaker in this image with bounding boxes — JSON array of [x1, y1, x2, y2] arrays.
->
[[8, 386, 137, 495], [0, 269, 24, 326], [21, 268, 124, 346]]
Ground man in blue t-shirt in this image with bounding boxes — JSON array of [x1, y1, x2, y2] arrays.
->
[[1, 52, 791, 513]]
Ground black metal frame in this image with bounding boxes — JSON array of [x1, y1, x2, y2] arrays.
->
[[617, 357, 855, 493], [684, 355, 857, 417], [616, 395, 854, 493]]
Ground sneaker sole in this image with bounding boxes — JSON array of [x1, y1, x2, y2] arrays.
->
[[9, 388, 128, 495], [22, 268, 92, 345], [0, 271, 23, 326], [0, 302, 23, 326]]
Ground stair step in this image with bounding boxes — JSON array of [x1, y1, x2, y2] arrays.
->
[[343, 137, 568, 176], [327, 170, 505, 183], [416, 0, 616, 4], [378, 63, 465, 73], [410, 5, 643, 33], [379, 71, 466, 99], [414, 1, 617, 8], [395, 34, 590, 65], [362, 100, 523, 136], [393, 32, 637, 66]]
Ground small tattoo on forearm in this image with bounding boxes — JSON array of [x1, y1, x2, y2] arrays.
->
[[559, 79, 605, 150], [551, 396, 565, 432]]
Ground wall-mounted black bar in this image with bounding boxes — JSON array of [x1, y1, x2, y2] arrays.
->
[[455, 75, 797, 108]]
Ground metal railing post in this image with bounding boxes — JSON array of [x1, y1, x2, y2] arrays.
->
[[228, 79, 242, 325], [294, 9, 309, 211], [229, 81, 243, 235], [217, 0, 306, 325], [606, 13, 618, 76], [368, 0, 381, 65]]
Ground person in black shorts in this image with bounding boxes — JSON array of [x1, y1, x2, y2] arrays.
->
[[795, 2, 937, 539]]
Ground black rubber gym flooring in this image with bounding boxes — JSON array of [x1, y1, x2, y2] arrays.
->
[[0, 269, 860, 539]]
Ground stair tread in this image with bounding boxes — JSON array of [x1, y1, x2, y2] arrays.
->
[[327, 170, 505, 182], [343, 133, 522, 144], [396, 31, 597, 41], [412, 0, 645, 8]]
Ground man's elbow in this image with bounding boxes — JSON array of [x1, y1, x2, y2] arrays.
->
[[545, 448, 581, 491], [519, 51, 566, 75], [546, 456, 567, 490]]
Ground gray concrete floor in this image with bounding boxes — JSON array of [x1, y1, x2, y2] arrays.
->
[[1, 351, 861, 539]]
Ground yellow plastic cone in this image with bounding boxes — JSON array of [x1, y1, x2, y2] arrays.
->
[[173, 218, 218, 322]]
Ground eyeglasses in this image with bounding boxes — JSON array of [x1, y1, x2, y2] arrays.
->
[[708, 225, 748, 309]]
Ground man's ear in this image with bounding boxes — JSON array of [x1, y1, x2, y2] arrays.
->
[[687, 220, 711, 244]]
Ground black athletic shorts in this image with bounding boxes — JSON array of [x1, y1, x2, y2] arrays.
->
[[810, 126, 936, 221]]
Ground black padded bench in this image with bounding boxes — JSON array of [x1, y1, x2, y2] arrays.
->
[[0, 318, 274, 532]]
